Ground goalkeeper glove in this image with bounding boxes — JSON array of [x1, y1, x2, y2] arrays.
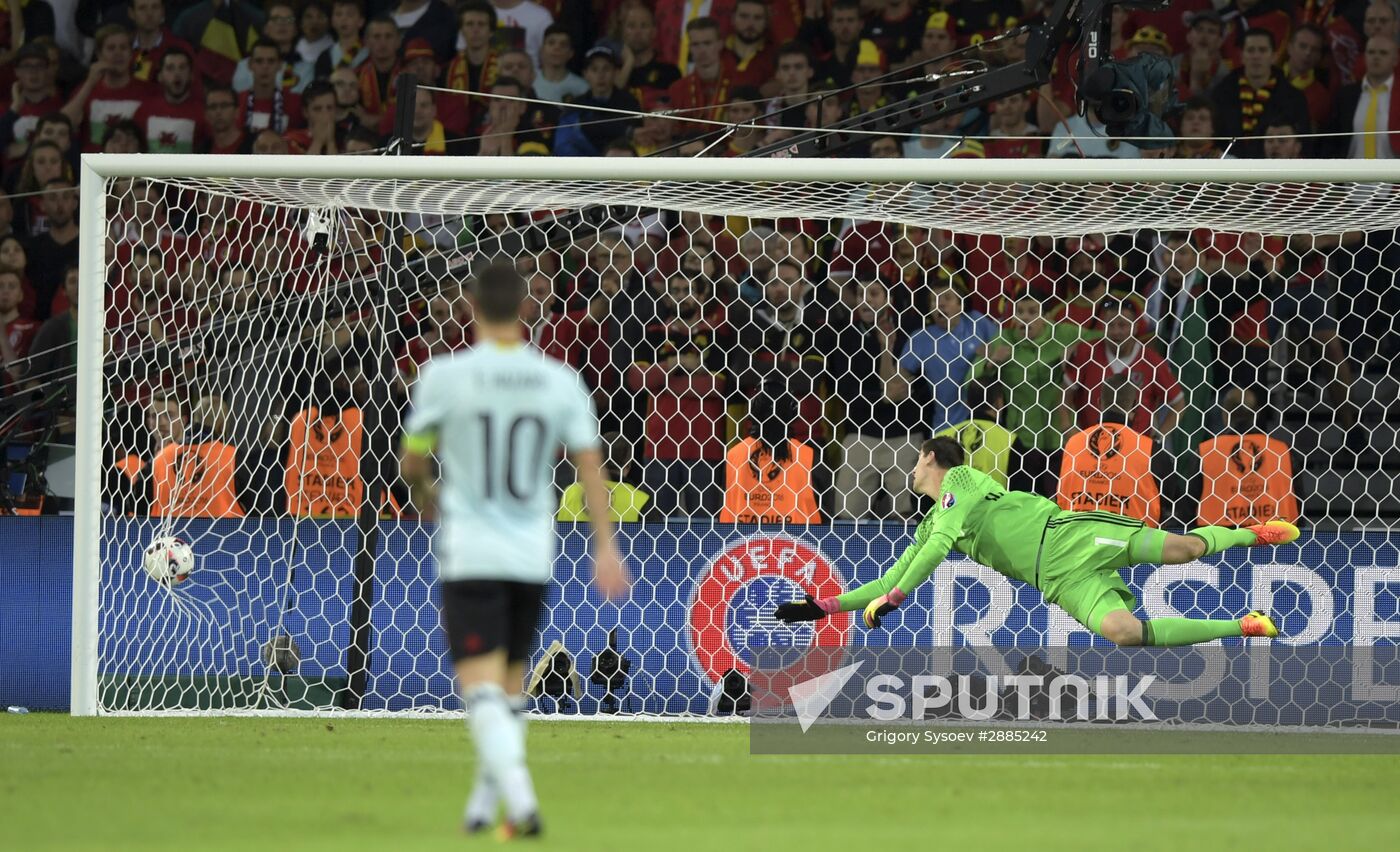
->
[[862, 589, 906, 629], [773, 594, 839, 624]]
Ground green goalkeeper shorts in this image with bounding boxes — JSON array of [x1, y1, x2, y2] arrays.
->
[[1035, 510, 1151, 634]]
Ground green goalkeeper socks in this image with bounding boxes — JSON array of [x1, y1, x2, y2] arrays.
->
[[1188, 526, 1258, 557], [1136, 526, 1258, 645], [1141, 618, 1243, 646]]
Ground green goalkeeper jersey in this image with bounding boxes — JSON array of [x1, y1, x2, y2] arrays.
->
[[836, 465, 1060, 610]]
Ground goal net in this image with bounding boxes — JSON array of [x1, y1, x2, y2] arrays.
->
[[75, 156, 1400, 719]]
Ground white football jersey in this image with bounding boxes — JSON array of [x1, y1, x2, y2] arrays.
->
[[404, 341, 599, 582]]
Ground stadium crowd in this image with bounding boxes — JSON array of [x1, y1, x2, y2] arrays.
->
[[0, 0, 1398, 527]]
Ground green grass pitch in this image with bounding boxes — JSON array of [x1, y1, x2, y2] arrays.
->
[[4, 714, 1400, 850]]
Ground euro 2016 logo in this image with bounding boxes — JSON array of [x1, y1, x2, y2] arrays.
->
[[1088, 426, 1121, 459], [688, 536, 850, 685], [1230, 438, 1268, 500]]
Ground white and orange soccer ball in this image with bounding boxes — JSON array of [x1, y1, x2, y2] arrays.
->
[[142, 536, 195, 585]]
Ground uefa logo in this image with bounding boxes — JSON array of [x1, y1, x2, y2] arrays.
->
[[688, 536, 851, 685]]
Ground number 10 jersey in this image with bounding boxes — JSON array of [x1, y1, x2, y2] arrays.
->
[[403, 341, 600, 583]]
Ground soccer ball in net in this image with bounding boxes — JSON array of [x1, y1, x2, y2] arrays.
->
[[141, 537, 195, 585]]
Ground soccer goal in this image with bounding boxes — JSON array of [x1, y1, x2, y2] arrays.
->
[[74, 155, 1400, 718]]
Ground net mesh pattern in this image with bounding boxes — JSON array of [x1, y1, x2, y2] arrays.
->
[[85, 171, 1400, 717], [152, 177, 1400, 237]]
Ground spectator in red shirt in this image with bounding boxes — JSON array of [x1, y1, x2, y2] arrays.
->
[[376, 39, 466, 135], [396, 35, 445, 93], [667, 17, 735, 136], [130, 0, 194, 83], [724, 0, 778, 95], [240, 40, 304, 133], [984, 90, 1043, 158], [1065, 296, 1186, 438], [284, 81, 341, 154], [1225, 0, 1296, 66], [627, 270, 731, 517], [136, 48, 205, 154], [968, 236, 1050, 321], [64, 23, 157, 151], [444, 1, 499, 131], [399, 288, 471, 380], [1173, 10, 1231, 100], [829, 220, 895, 285], [357, 16, 402, 125], [2, 42, 64, 164], [0, 269, 39, 389], [542, 279, 623, 422], [199, 85, 251, 154]]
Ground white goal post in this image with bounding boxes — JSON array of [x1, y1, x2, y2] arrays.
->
[[74, 155, 1400, 718]]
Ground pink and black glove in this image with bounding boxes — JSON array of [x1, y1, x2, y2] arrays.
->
[[773, 594, 840, 624]]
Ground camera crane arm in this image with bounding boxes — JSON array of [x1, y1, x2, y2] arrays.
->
[[742, 0, 1166, 160]]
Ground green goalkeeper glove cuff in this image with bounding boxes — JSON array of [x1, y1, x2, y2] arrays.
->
[[862, 588, 906, 629]]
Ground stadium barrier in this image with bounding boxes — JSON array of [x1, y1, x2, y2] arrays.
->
[[4, 517, 1397, 713]]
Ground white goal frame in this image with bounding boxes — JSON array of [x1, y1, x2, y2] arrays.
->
[[72, 154, 1400, 717]]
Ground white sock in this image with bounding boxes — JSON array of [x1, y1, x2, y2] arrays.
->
[[508, 693, 529, 749], [502, 693, 534, 820], [466, 684, 538, 822], [463, 763, 497, 826]]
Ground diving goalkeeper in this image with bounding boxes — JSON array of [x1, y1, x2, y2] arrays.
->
[[774, 437, 1294, 645]]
